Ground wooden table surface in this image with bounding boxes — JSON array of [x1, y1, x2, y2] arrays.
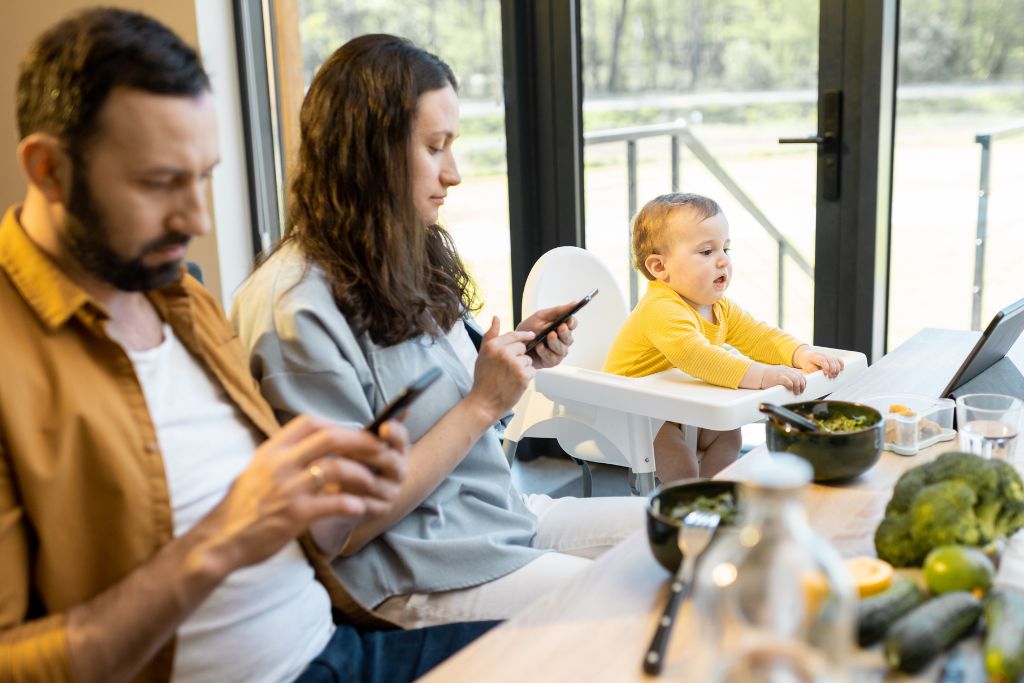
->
[[422, 330, 1024, 682]]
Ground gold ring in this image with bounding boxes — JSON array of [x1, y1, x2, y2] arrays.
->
[[309, 464, 326, 491]]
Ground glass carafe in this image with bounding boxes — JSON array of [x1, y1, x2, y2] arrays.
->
[[686, 453, 856, 683]]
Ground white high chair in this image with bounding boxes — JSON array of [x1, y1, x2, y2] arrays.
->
[[503, 246, 867, 495]]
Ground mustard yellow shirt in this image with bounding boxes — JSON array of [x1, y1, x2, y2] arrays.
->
[[603, 280, 804, 388], [0, 207, 388, 683]]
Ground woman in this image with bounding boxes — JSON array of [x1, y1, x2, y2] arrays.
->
[[231, 34, 643, 628]]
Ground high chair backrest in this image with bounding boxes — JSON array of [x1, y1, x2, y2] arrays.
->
[[521, 247, 630, 371]]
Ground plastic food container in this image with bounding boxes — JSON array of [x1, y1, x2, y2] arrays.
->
[[861, 394, 956, 455]]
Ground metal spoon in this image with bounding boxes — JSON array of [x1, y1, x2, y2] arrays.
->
[[759, 402, 819, 432]]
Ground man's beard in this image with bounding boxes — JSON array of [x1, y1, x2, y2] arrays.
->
[[60, 170, 189, 292]]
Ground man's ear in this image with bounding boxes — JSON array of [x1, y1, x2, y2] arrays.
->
[[645, 253, 667, 281], [17, 133, 71, 203]]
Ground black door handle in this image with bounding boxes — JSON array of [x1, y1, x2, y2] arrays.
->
[[778, 133, 834, 145], [778, 89, 842, 201]]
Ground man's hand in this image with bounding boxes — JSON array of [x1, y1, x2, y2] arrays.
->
[[516, 301, 578, 368], [63, 415, 406, 683], [195, 415, 406, 573], [793, 345, 845, 379]]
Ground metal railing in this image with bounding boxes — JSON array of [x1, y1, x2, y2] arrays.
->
[[972, 123, 1024, 330], [583, 121, 813, 327]]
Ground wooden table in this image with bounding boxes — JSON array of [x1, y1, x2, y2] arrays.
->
[[422, 330, 1024, 682]]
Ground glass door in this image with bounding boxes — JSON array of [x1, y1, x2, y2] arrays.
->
[[271, 0, 513, 327], [888, 0, 1024, 349], [580, 0, 820, 342]]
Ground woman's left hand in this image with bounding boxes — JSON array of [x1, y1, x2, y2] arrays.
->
[[517, 302, 577, 369]]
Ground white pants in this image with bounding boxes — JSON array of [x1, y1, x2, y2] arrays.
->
[[374, 493, 646, 628]]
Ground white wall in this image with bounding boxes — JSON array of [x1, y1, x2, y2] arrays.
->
[[193, 0, 257, 305], [0, 1, 256, 306]]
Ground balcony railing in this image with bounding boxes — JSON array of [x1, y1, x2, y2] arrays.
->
[[583, 121, 813, 327], [972, 123, 1024, 330]]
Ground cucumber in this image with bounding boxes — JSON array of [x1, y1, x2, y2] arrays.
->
[[857, 577, 927, 646], [983, 587, 1024, 683], [884, 591, 982, 674]]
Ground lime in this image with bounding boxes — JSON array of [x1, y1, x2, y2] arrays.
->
[[923, 545, 995, 596]]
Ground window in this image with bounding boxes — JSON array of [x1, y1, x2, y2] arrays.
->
[[888, 0, 1024, 348], [271, 0, 513, 326], [580, 0, 820, 341]]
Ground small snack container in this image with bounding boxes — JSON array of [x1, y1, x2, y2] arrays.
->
[[862, 394, 956, 455]]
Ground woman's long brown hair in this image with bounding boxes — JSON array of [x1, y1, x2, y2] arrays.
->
[[281, 34, 477, 347]]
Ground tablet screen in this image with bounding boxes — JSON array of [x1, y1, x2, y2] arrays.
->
[[943, 297, 1024, 397]]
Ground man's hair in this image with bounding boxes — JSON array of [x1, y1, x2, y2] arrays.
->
[[283, 33, 478, 347], [631, 192, 722, 280], [16, 7, 209, 158]]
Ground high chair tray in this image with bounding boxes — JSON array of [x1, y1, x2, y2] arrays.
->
[[534, 347, 868, 432]]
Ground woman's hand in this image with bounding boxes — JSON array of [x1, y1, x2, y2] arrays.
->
[[467, 316, 536, 420], [517, 301, 578, 368], [793, 345, 845, 379]]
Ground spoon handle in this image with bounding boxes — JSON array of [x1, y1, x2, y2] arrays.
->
[[759, 402, 818, 431]]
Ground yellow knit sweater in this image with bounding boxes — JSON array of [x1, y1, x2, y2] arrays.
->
[[603, 280, 804, 389]]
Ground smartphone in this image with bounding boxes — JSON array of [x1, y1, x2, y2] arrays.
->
[[524, 288, 598, 353], [365, 366, 443, 434]]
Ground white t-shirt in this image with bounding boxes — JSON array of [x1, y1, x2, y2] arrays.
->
[[127, 325, 333, 683]]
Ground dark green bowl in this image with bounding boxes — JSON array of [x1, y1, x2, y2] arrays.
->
[[765, 400, 883, 482], [646, 479, 737, 573]]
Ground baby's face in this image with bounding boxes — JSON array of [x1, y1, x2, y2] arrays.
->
[[653, 209, 732, 307]]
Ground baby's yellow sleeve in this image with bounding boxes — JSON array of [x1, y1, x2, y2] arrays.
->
[[721, 301, 804, 366], [641, 297, 752, 388]]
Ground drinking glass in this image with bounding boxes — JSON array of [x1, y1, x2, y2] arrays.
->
[[956, 393, 1022, 464]]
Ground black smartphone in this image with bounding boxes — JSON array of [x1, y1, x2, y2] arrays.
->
[[524, 288, 598, 353], [365, 366, 443, 434]]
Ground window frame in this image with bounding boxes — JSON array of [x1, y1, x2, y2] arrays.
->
[[237, 0, 898, 354]]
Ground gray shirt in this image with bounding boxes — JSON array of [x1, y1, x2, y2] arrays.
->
[[230, 243, 541, 608]]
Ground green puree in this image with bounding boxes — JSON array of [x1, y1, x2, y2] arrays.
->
[[813, 413, 869, 433], [667, 492, 738, 526]]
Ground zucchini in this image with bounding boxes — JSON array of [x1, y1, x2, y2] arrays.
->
[[983, 587, 1024, 683], [857, 578, 927, 646], [884, 591, 982, 674]]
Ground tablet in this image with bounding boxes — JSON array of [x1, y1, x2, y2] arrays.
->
[[942, 297, 1024, 398]]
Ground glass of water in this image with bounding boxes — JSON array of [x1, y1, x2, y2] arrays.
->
[[956, 393, 1022, 463]]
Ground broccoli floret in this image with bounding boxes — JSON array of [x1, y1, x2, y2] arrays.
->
[[989, 459, 1024, 538], [995, 498, 1024, 538], [909, 480, 982, 548], [876, 452, 1024, 566], [928, 451, 1000, 497], [887, 466, 932, 514], [923, 452, 1000, 541], [875, 512, 928, 567], [991, 458, 1024, 494]]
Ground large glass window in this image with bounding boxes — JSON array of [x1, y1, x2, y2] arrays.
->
[[888, 0, 1024, 348], [580, 0, 820, 342], [273, 0, 513, 326]]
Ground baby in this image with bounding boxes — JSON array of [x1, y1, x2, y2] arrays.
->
[[603, 192, 844, 482]]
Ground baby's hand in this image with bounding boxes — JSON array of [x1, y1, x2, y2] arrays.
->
[[761, 365, 807, 394], [794, 347, 845, 379]]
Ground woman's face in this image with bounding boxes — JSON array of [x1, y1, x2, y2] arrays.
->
[[408, 85, 461, 224]]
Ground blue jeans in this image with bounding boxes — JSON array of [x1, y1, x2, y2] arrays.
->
[[295, 620, 499, 683]]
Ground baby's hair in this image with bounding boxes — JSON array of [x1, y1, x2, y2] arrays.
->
[[631, 192, 721, 280]]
